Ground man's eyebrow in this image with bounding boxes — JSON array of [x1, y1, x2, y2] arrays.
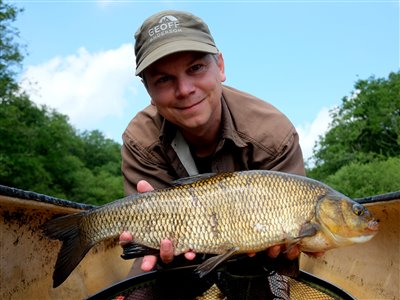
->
[[146, 65, 169, 77], [148, 68, 167, 77], [188, 53, 209, 65]]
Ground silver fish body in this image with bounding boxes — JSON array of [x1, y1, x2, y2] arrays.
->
[[43, 170, 378, 288]]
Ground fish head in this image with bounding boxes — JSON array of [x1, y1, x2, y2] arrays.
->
[[316, 193, 379, 247]]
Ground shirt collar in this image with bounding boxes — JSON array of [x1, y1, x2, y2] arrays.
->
[[159, 117, 177, 146]]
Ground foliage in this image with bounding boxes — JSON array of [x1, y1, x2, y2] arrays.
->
[[0, 0, 25, 97], [2, 0, 398, 204], [0, 1, 124, 205], [308, 72, 400, 183], [323, 157, 400, 198], [0, 94, 124, 204]]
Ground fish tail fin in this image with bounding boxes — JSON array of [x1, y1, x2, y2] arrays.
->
[[42, 213, 93, 288]]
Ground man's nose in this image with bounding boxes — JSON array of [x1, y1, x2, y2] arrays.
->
[[175, 77, 195, 98]]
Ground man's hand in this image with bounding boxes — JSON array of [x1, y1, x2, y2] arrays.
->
[[266, 244, 324, 260], [267, 244, 300, 260], [121, 180, 322, 272], [119, 180, 196, 273], [245, 244, 300, 260]]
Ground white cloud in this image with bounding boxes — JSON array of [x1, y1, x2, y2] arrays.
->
[[18, 47, 335, 160], [296, 107, 333, 165], [19, 44, 139, 131]]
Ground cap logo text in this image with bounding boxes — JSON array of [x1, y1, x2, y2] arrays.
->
[[148, 15, 182, 42]]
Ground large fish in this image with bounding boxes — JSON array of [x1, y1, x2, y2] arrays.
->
[[42, 170, 379, 288]]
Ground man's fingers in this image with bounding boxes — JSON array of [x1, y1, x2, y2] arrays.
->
[[160, 239, 174, 264], [267, 245, 281, 258], [137, 180, 154, 193], [119, 231, 133, 246], [267, 244, 301, 260], [184, 251, 196, 260], [141, 255, 157, 272], [285, 245, 300, 260]]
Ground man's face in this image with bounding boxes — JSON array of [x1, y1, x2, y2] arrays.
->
[[142, 51, 226, 133]]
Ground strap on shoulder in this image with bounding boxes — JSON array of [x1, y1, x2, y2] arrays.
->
[[171, 130, 199, 176]]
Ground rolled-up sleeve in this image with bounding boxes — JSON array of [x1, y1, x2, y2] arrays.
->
[[121, 132, 174, 195], [265, 129, 305, 176]]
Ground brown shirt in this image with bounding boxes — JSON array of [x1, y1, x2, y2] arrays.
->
[[122, 85, 305, 195]]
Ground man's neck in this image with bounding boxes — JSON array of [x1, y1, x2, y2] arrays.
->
[[180, 111, 222, 158], [183, 126, 220, 158]]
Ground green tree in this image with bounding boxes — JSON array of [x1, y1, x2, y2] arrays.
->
[[80, 130, 121, 175], [323, 157, 400, 198], [308, 72, 400, 181], [0, 94, 51, 192], [0, 0, 24, 97], [0, 94, 124, 204], [75, 130, 123, 204], [0, 1, 124, 204]]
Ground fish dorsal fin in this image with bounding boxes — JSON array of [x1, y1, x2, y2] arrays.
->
[[172, 173, 217, 186]]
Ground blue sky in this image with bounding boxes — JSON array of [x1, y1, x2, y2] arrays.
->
[[12, 0, 399, 162]]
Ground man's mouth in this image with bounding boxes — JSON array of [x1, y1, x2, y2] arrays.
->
[[176, 99, 204, 110]]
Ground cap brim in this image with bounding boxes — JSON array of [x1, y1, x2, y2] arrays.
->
[[135, 40, 218, 75]]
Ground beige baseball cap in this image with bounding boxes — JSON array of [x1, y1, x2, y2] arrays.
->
[[134, 10, 218, 76]]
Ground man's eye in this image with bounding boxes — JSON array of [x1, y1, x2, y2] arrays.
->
[[189, 64, 205, 73], [155, 76, 171, 84]]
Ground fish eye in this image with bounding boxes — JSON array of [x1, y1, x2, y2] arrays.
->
[[352, 203, 365, 216]]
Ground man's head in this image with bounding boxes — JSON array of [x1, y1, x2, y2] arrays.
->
[[134, 11, 225, 137], [134, 10, 218, 76]]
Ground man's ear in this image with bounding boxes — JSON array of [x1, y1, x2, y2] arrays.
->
[[217, 52, 226, 82], [141, 77, 149, 90], [141, 76, 155, 106]]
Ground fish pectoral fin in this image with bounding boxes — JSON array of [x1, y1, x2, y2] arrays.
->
[[121, 242, 159, 260], [285, 223, 320, 253], [195, 247, 239, 278], [298, 222, 320, 239]]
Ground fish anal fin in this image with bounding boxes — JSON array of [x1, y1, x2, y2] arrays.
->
[[195, 247, 239, 278], [121, 242, 159, 260]]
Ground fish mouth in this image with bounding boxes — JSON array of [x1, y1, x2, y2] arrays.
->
[[367, 219, 379, 232]]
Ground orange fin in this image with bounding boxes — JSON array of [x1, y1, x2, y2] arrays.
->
[[285, 223, 320, 253]]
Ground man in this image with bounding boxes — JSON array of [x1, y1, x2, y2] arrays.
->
[[120, 10, 308, 298]]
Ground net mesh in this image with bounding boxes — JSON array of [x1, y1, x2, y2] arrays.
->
[[90, 271, 349, 300]]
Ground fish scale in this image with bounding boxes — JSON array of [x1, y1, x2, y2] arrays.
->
[[42, 170, 379, 288], [79, 171, 321, 254]]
